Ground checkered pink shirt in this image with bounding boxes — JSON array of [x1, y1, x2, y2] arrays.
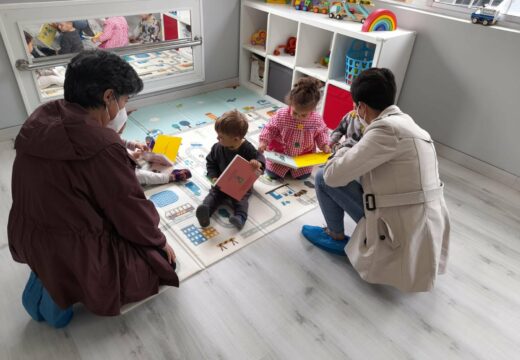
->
[[99, 17, 129, 49], [259, 107, 329, 178]]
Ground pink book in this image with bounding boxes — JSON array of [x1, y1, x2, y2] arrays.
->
[[215, 155, 260, 201]]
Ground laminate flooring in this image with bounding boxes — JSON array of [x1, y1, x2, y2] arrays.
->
[[1, 139, 519, 360]]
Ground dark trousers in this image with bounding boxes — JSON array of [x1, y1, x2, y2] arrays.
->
[[203, 186, 251, 220]]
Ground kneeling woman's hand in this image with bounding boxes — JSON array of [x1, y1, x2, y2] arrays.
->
[[162, 243, 176, 264]]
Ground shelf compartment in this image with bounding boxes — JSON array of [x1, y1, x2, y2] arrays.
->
[[239, 48, 265, 96], [329, 33, 376, 88], [294, 23, 333, 81], [242, 43, 267, 57], [266, 14, 299, 60], [267, 53, 296, 69], [266, 60, 293, 104], [241, 6, 269, 56]]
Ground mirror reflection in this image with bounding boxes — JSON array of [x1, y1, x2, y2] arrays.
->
[[21, 10, 194, 99]]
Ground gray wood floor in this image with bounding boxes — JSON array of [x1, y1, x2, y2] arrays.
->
[[1, 138, 519, 360]]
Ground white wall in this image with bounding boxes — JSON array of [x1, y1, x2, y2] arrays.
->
[[0, 0, 240, 130], [376, 4, 520, 177]]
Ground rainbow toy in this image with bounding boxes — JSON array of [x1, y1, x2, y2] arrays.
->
[[361, 9, 397, 32]]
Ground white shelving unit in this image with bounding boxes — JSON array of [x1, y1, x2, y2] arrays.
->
[[239, 0, 416, 115]]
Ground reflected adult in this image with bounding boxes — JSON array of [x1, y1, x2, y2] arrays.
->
[[302, 68, 450, 292], [8, 50, 178, 327]]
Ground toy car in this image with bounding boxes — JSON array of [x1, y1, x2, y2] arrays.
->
[[251, 30, 267, 46], [471, 6, 499, 26], [329, 0, 372, 23]]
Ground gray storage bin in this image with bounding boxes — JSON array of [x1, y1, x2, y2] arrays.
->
[[267, 61, 293, 104]]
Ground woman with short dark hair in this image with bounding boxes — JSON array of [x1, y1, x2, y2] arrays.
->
[[302, 68, 450, 292], [8, 50, 178, 327]]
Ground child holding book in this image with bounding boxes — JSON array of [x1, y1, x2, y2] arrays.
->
[[92, 17, 129, 49], [107, 112, 191, 186], [329, 108, 364, 152], [57, 21, 84, 54], [196, 110, 265, 230], [258, 77, 331, 180]]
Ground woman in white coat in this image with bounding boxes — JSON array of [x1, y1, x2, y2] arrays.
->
[[302, 68, 450, 292]]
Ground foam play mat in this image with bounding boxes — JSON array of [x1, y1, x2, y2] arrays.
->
[[121, 86, 322, 313]]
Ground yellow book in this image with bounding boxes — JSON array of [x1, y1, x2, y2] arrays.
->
[[37, 23, 58, 48], [265, 151, 330, 169], [152, 135, 182, 163]]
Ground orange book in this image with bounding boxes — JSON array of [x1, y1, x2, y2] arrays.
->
[[215, 155, 260, 201]]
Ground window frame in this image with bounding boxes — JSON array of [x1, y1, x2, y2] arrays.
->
[[0, 0, 205, 114]]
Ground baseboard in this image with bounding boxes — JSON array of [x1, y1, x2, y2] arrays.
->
[[435, 142, 520, 192], [0, 125, 21, 142], [129, 78, 239, 109]]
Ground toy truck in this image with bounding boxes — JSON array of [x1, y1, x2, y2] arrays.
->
[[471, 6, 499, 26], [329, 0, 373, 23]]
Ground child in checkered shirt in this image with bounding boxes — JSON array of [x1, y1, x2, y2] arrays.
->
[[329, 108, 364, 152], [258, 77, 331, 180]]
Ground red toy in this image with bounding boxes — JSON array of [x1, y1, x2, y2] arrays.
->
[[273, 37, 297, 56]]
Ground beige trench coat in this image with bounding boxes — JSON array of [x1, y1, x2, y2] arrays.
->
[[323, 106, 450, 292]]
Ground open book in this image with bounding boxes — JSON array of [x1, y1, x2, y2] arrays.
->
[[152, 135, 182, 163], [264, 151, 330, 169], [215, 155, 260, 201]]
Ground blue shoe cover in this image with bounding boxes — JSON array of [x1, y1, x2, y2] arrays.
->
[[39, 288, 73, 328], [301, 225, 349, 255], [22, 272, 44, 322]]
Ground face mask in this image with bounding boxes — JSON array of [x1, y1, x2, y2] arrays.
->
[[357, 105, 369, 128], [106, 98, 127, 133]]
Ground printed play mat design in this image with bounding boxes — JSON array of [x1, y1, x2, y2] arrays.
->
[[121, 86, 321, 313]]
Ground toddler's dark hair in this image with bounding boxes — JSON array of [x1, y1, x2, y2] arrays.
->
[[24, 31, 33, 45], [215, 110, 249, 138], [287, 77, 321, 109]]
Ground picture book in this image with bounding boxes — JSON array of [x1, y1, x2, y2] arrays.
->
[[215, 155, 260, 201], [152, 135, 182, 163], [37, 23, 58, 48], [264, 151, 330, 169]]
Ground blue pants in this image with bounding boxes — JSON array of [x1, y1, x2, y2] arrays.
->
[[22, 272, 73, 328], [314, 169, 365, 235]]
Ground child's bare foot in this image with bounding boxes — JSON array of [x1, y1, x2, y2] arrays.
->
[[169, 169, 192, 182]]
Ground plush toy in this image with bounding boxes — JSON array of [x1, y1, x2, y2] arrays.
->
[[273, 36, 297, 56]]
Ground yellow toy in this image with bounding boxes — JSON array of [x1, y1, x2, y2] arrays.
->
[[266, 0, 291, 4], [251, 30, 267, 46]]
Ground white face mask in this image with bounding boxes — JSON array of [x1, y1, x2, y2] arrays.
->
[[357, 104, 369, 128], [106, 98, 127, 133]]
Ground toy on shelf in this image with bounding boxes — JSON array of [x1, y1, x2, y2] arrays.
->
[[251, 30, 267, 46], [312, 1, 331, 13], [329, 0, 374, 23], [345, 40, 375, 85], [471, 5, 499, 26], [361, 9, 397, 32], [266, 0, 292, 4], [273, 36, 297, 56], [320, 50, 331, 67], [295, 0, 330, 13]]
